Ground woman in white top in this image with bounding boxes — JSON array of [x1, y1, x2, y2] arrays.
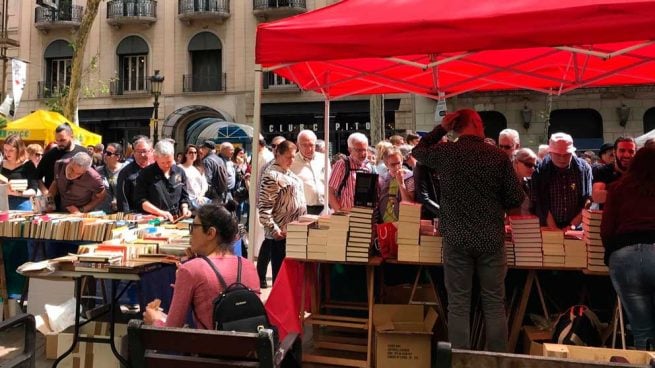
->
[[180, 144, 209, 210]]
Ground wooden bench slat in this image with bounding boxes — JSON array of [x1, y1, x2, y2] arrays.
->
[[145, 352, 260, 368]]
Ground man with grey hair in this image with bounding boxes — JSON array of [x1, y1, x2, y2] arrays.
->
[[498, 128, 520, 157], [219, 142, 236, 196], [328, 132, 374, 212], [135, 140, 191, 222], [315, 139, 326, 154], [49, 152, 106, 213], [291, 130, 330, 215], [117, 136, 154, 212], [35, 123, 88, 195]]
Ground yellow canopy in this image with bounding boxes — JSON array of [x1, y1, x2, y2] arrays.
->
[[0, 110, 102, 146]]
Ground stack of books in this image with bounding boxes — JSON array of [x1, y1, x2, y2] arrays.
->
[[509, 215, 543, 267], [347, 206, 375, 262], [397, 202, 421, 262], [563, 230, 587, 268], [504, 226, 515, 266], [9, 179, 28, 192], [419, 225, 443, 264], [307, 225, 329, 260], [582, 210, 607, 272], [74, 251, 123, 272], [286, 220, 313, 259], [325, 213, 349, 261], [541, 228, 565, 267]]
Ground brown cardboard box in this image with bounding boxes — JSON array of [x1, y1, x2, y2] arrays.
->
[[543, 343, 655, 364], [373, 304, 438, 368], [522, 325, 552, 356], [37, 315, 127, 367]]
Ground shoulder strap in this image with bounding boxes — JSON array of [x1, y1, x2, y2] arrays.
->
[[336, 157, 351, 197], [237, 256, 242, 284], [200, 255, 228, 290]]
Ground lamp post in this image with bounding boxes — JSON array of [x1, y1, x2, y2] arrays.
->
[[149, 70, 164, 143]]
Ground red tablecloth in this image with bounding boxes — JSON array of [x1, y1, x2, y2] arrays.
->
[[265, 259, 315, 341]]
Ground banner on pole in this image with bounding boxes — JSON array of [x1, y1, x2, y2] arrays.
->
[[11, 59, 28, 117]]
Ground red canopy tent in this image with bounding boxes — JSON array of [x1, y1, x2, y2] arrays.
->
[[253, 0, 655, 341], [256, 0, 655, 99], [249, 0, 655, 248]]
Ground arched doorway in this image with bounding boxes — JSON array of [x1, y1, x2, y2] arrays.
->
[[479, 111, 508, 141], [643, 107, 655, 133], [42, 39, 73, 98], [162, 105, 232, 149], [187, 32, 223, 92], [549, 108, 603, 151]]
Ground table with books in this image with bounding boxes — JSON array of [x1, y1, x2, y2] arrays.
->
[[0, 211, 192, 317], [276, 204, 615, 358], [276, 207, 382, 367], [20, 253, 175, 367]]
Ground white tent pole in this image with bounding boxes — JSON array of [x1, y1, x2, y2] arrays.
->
[[323, 99, 331, 215], [248, 67, 263, 262]]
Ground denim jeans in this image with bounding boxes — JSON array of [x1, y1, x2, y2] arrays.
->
[[609, 243, 655, 349], [444, 245, 508, 352]]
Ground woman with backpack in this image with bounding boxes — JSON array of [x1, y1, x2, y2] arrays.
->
[[601, 146, 655, 349], [143, 203, 260, 329]]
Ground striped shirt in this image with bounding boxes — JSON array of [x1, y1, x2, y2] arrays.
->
[[258, 162, 307, 239], [328, 157, 373, 212]]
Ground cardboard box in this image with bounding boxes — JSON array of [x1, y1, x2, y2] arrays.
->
[[37, 315, 127, 368], [543, 343, 655, 365], [522, 325, 552, 356], [373, 304, 437, 368]]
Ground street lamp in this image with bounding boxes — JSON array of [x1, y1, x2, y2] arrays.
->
[[149, 70, 165, 143]]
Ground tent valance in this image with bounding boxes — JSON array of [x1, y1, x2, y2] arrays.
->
[[256, 0, 655, 99]]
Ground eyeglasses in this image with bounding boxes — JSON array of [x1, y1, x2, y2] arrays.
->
[[188, 223, 204, 232], [187, 151, 197, 155], [498, 144, 514, 150], [35, 153, 43, 157], [135, 149, 151, 155], [104, 151, 119, 157], [520, 161, 536, 169]]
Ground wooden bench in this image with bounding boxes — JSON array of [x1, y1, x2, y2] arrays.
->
[[127, 319, 301, 368]]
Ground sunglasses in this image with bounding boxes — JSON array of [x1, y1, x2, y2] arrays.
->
[[498, 144, 514, 150], [104, 151, 119, 157], [520, 161, 536, 169]]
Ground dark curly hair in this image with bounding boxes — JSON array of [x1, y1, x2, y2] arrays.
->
[[196, 204, 238, 252]]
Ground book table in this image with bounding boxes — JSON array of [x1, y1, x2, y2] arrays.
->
[[23, 260, 172, 367], [292, 257, 382, 368]]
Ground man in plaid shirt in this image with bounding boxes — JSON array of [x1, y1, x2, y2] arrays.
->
[[531, 132, 592, 229]]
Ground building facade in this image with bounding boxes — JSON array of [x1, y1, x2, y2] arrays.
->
[[5, 1, 655, 154]]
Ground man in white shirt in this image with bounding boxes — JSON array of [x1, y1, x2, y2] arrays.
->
[[291, 130, 330, 215]]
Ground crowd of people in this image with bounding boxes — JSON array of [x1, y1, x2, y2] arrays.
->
[[2, 114, 655, 349]]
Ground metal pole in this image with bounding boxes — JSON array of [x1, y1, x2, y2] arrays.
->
[[248, 67, 263, 262], [153, 96, 159, 143], [323, 99, 330, 214]]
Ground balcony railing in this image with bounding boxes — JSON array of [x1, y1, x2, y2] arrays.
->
[[263, 71, 298, 91], [37, 81, 69, 99], [110, 77, 151, 96], [253, 0, 306, 19], [107, 0, 157, 27], [35, 5, 84, 31], [183, 73, 226, 92], [178, 0, 230, 24]]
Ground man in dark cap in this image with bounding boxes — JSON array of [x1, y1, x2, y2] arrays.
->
[[598, 143, 615, 166], [199, 140, 228, 202]]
